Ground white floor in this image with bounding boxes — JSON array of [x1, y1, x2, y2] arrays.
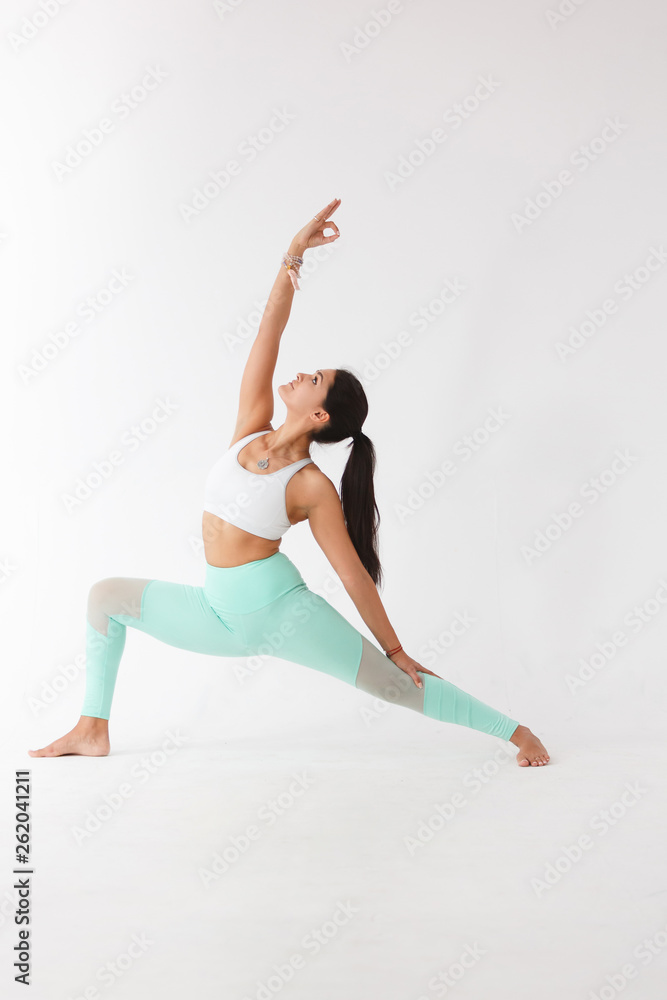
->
[[3, 724, 666, 1000]]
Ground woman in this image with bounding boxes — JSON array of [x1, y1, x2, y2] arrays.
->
[[29, 198, 549, 766]]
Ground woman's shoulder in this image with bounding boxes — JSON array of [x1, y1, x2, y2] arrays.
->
[[289, 462, 338, 508]]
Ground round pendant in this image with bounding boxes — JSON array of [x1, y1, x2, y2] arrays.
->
[[257, 458, 269, 469]]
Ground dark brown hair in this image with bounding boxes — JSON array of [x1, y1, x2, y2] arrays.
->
[[310, 368, 383, 589]]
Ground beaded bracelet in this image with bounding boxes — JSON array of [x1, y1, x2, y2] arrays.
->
[[282, 251, 304, 291], [385, 643, 403, 658]]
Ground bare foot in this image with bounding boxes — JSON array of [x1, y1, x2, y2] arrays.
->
[[28, 717, 110, 758], [509, 724, 550, 767]]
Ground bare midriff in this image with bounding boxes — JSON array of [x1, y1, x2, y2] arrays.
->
[[201, 472, 313, 568], [201, 511, 284, 567]]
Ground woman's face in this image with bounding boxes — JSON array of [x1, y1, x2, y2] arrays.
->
[[279, 368, 335, 424]]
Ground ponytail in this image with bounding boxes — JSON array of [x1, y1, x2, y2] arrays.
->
[[340, 431, 382, 589], [310, 369, 383, 589]]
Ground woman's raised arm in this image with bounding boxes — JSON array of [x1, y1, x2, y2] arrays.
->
[[232, 198, 341, 439]]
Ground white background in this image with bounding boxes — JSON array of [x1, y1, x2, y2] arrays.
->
[[2, 1, 667, 998]]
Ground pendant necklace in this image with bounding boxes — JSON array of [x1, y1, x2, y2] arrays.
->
[[256, 437, 304, 470]]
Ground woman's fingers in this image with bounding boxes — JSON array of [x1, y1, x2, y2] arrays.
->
[[410, 665, 442, 687], [318, 219, 340, 243], [395, 655, 437, 688], [393, 649, 443, 688], [402, 664, 424, 688], [315, 197, 340, 221], [315, 198, 340, 221]]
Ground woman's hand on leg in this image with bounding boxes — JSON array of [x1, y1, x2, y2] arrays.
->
[[389, 650, 441, 689]]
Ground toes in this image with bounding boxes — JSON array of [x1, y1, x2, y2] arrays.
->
[[517, 746, 551, 767]]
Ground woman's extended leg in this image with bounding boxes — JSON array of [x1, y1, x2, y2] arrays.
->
[[28, 575, 247, 758], [353, 634, 549, 764], [240, 582, 549, 766]]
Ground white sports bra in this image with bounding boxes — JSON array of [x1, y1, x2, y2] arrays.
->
[[203, 430, 314, 540]]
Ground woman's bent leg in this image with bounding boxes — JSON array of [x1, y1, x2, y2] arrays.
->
[[29, 573, 248, 757], [82, 576, 246, 720]]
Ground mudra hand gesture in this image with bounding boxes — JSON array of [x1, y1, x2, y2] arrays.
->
[[292, 197, 342, 251]]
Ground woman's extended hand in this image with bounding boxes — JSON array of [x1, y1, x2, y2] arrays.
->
[[390, 649, 442, 689], [292, 197, 341, 251]]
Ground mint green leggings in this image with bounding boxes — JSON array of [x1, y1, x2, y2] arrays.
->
[[81, 551, 519, 742]]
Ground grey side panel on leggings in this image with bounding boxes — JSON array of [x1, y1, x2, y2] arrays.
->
[[354, 634, 425, 712], [87, 578, 153, 635]]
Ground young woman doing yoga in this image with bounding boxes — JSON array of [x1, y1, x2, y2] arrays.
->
[[29, 197, 550, 766]]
